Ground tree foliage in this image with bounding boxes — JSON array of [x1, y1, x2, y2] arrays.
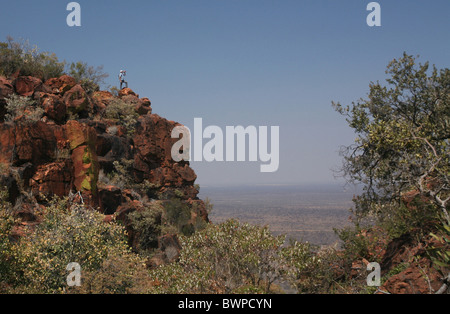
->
[[333, 53, 450, 224], [0, 36, 65, 80], [0, 196, 143, 294], [148, 219, 288, 293], [68, 61, 109, 93]]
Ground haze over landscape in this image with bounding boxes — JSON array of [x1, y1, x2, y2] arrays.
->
[[200, 184, 358, 246]]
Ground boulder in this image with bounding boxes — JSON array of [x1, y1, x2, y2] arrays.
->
[[147, 234, 182, 268], [92, 90, 114, 112], [158, 233, 182, 262], [44, 75, 76, 95], [14, 76, 44, 97], [0, 171, 20, 205], [135, 97, 152, 115], [37, 92, 66, 123], [63, 84, 91, 117], [118, 88, 138, 98], [30, 160, 74, 199], [115, 199, 146, 249], [0, 121, 58, 166]]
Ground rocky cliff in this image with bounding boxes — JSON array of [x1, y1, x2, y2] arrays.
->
[[0, 74, 208, 262]]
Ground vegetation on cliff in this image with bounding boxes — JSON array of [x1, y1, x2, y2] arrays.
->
[[332, 53, 449, 293], [0, 38, 448, 294]]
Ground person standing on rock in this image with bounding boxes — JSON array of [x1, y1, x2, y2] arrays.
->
[[119, 70, 128, 89]]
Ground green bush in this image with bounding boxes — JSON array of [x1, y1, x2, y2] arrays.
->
[[73, 254, 153, 294], [376, 198, 439, 239], [128, 202, 163, 254], [148, 219, 287, 293], [5, 196, 139, 293], [163, 198, 193, 236], [0, 36, 65, 80], [428, 220, 450, 279], [4, 94, 44, 124], [0, 189, 19, 289], [68, 61, 109, 94], [281, 240, 321, 292], [333, 53, 450, 224], [104, 98, 139, 136], [334, 223, 372, 262]]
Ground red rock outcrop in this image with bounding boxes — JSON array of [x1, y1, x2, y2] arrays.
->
[[0, 76, 14, 121], [380, 259, 443, 294], [44, 75, 76, 95], [30, 160, 74, 198], [38, 92, 66, 123], [118, 87, 137, 98], [14, 76, 46, 97], [63, 84, 92, 117], [0, 74, 207, 254], [346, 194, 449, 294], [133, 114, 195, 186], [377, 230, 446, 294]]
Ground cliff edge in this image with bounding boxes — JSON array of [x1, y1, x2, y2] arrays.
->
[[0, 74, 208, 264]]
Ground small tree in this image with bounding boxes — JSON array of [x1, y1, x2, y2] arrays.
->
[[0, 36, 65, 80], [333, 53, 450, 225], [8, 197, 137, 293], [149, 219, 287, 293], [68, 61, 109, 94]]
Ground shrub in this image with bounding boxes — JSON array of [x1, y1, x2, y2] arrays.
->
[[163, 198, 193, 236], [0, 189, 19, 288], [148, 219, 287, 293], [127, 202, 163, 254], [334, 223, 372, 262], [0, 36, 64, 80], [134, 180, 162, 200], [376, 198, 439, 239], [4, 94, 43, 123], [333, 53, 450, 224], [104, 98, 139, 136], [281, 240, 320, 292], [428, 220, 450, 281], [68, 61, 109, 94], [7, 197, 137, 293], [108, 86, 120, 97], [108, 159, 134, 189], [73, 254, 153, 294]]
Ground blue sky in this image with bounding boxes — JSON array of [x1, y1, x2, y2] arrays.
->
[[1, 1, 449, 186]]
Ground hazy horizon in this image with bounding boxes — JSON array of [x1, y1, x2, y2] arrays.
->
[[199, 183, 358, 246]]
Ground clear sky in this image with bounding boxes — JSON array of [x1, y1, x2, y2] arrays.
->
[[1, 1, 449, 186]]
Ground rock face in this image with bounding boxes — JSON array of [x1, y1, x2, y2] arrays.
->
[[378, 231, 444, 294], [0, 74, 208, 254], [133, 114, 197, 198], [347, 195, 449, 294], [15, 76, 46, 97], [0, 76, 14, 121]]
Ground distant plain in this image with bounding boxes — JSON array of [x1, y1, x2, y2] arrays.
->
[[199, 184, 358, 247]]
